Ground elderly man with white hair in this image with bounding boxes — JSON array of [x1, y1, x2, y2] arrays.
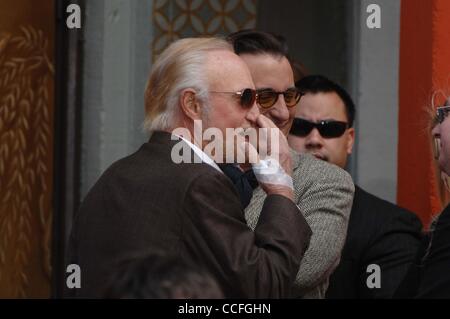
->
[[68, 37, 312, 298]]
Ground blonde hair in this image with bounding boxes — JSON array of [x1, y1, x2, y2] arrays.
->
[[143, 37, 232, 132], [428, 90, 450, 211]]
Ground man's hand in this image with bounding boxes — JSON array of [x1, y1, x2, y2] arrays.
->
[[249, 115, 294, 200]]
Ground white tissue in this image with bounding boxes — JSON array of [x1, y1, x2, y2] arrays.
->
[[252, 158, 293, 190]]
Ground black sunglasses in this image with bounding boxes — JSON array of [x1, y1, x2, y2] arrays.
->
[[256, 88, 303, 109], [290, 118, 348, 138], [436, 106, 450, 124], [210, 88, 257, 109]]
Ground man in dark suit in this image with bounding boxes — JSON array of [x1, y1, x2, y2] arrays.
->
[[288, 75, 423, 298], [68, 37, 312, 298]]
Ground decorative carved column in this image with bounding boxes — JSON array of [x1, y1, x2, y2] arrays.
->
[[0, 0, 54, 298]]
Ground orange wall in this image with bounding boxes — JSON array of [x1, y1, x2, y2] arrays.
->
[[398, 0, 450, 228]]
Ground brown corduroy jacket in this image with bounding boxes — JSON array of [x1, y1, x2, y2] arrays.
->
[[68, 131, 312, 298]]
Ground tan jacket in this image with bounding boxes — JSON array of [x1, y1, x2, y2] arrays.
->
[[245, 150, 355, 298]]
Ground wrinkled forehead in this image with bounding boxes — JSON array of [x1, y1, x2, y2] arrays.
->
[[296, 92, 348, 122], [205, 50, 255, 90], [239, 53, 295, 89]]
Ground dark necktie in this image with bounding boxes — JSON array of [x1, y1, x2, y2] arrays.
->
[[219, 164, 258, 209]]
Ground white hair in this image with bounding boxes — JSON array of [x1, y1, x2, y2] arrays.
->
[[143, 37, 232, 132]]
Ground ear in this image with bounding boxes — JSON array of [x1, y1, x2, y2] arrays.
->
[[346, 127, 355, 155], [179, 89, 202, 122]]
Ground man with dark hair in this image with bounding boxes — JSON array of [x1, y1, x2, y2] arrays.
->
[[289, 75, 423, 298], [226, 30, 355, 298], [228, 29, 290, 58]]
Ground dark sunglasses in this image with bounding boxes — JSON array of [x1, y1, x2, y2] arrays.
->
[[210, 88, 257, 109], [256, 88, 303, 109], [436, 106, 450, 124], [290, 118, 348, 138]]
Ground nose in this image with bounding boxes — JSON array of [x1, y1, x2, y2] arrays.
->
[[265, 95, 290, 125], [305, 128, 324, 150], [246, 101, 261, 123]]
